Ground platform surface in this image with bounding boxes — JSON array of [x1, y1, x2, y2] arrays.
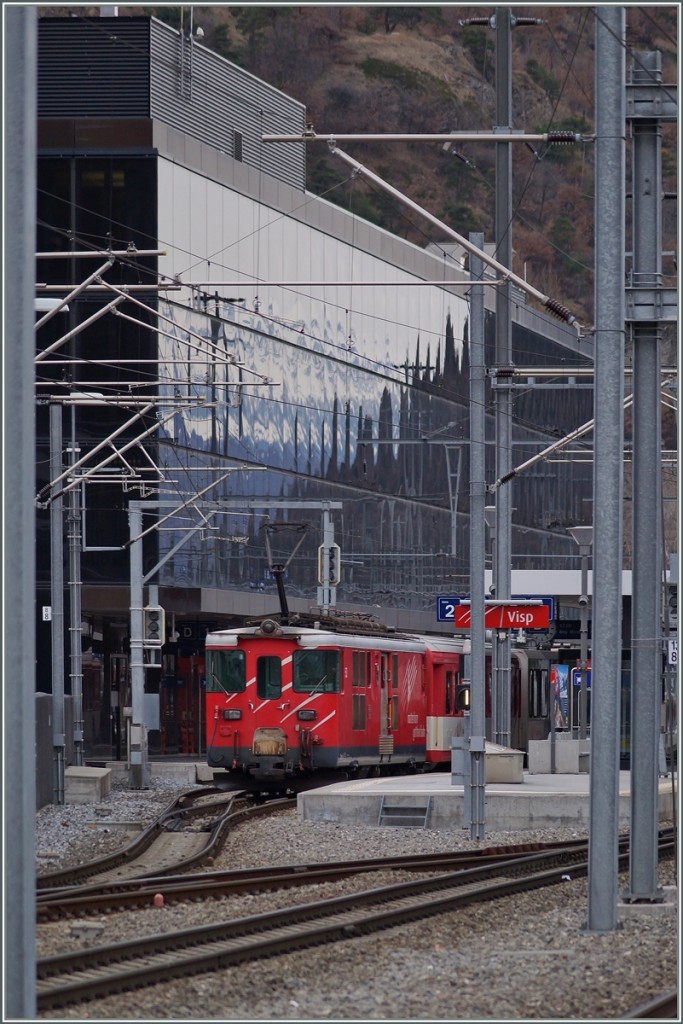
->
[[297, 770, 677, 832]]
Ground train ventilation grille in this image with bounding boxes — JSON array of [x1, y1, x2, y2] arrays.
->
[[378, 796, 432, 829]]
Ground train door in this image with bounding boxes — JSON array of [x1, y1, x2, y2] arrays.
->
[[378, 652, 394, 757], [109, 654, 129, 761]]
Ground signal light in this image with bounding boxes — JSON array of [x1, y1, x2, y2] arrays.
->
[[143, 605, 165, 648], [666, 583, 677, 631], [317, 543, 341, 586], [328, 543, 341, 585]]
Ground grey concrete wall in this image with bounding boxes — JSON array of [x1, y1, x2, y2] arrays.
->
[[35, 694, 74, 809]]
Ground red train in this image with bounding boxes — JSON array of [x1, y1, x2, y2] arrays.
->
[[205, 614, 553, 791]]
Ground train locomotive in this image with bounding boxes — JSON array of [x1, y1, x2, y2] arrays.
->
[[205, 612, 553, 791]]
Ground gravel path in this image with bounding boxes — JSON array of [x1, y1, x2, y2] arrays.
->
[[35, 774, 679, 1020]]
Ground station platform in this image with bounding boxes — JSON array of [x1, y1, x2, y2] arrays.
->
[[296, 770, 677, 832], [98, 758, 677, 835]]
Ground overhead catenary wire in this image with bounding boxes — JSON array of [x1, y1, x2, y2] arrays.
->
[[264, 138, 582, 331]]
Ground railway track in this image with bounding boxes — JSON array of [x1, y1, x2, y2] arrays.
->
[[36, 831, 677, 1012], [36, 787, 291, 890], [623, 989, 678, 1019], [36, 835, 593, 920]]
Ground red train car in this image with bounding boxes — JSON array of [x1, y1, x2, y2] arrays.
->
[[205, 616, 472, 790]]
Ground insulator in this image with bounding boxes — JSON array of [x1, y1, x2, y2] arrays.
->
[[544, 298, 577, 326], [547, 131, 579, 144]]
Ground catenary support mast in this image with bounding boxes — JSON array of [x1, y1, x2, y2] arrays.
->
[[587, 4, 626, 934]]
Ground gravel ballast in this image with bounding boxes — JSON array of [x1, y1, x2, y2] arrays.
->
[[35, 773, 679, 1020]]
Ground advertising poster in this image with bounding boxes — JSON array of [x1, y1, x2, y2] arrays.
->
[[551, 664, 570, 730]]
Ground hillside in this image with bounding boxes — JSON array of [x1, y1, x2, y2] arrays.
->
[[126, 4, 677, 328], [40, 7, 677, 328]]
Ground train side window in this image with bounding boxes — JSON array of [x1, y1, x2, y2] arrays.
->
[[445, 670, 452, 714], [256, 656, 281, 700], [206, 650, 246, 693], [528, 667, 549, 719], [352, 693, 366, 729], [391, 694, 399, 729], [352, 650, 368, 687], [293, 650, 341, 693]]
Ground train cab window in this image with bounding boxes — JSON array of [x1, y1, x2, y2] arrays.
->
[[292, 650, 341, 693], [256, 656, 282, 700], [206, 650, 246, 693]]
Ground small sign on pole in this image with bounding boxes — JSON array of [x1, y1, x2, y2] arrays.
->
[[667, 638, 677, 667], [42, 606, 52, 622]]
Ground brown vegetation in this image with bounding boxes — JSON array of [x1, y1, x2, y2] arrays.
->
[[45, 6, 678, 327]]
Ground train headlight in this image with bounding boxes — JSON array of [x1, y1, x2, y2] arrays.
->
[[223, 709, 242, 720], [297, 709, 317, 721]]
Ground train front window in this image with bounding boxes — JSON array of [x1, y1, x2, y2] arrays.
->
[[257, 656, 282, 699], [293, 650, 341, 693], [206, 650, 246, 693]]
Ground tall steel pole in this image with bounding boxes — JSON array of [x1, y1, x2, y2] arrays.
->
[[129, 503, 150, 789], [4, 6, 38, 1016], [67, 406, 84, 766], [587, 5, 626, 933], [569, 526, 593, 743], [494, 7, 513, 747], [627, 50, 664, 902], [468, 233, 487, 839], [50, 404, 66, 800]]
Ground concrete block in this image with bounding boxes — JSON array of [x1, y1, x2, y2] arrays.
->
[[195, 762, 215, 783], [485, 742, 524, 783], [528, 736, 583, 774], [64, 766, 112, 804], [528, 739, 551, 774]]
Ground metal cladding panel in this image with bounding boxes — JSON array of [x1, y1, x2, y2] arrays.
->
[[38, 18, 151, 117], [149, 20, 305, 190]]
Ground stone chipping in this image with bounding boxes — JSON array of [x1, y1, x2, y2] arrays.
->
[[35, 773, 679, 1021]]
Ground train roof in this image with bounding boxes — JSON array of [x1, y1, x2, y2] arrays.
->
[[205, 620, 466, 654]]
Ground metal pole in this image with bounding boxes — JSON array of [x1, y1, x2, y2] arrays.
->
[[468, 233, 487, 840], [570, 526, 594, 745], [495, 6, 513, 748], [317, 507, 335, 612], [50, 404, 66, 802], [484, 507, 498, 741], [4, 6, 37, 1017], [579, 549, 589, 742], [627, 50, 663, 902], [587, 5, 626, 933], [67, 408, 84, 765], [129, 503, 150, 788]]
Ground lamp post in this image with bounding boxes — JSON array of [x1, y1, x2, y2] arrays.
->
[[569, 526, 593, 742]]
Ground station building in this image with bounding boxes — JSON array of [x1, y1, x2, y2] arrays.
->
[[36, 13, 597, 762]]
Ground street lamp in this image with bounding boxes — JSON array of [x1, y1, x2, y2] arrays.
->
[[568, 526, 593, 742]]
